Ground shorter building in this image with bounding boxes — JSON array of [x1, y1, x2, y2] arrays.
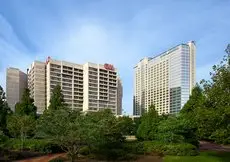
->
[[6, 67, 27, 111], [27, 57, 123, 115]]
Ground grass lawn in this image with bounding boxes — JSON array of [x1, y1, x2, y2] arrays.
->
[[164, 151, 230, 162]]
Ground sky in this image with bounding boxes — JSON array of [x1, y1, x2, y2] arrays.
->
[[0, 0, 229, 115]]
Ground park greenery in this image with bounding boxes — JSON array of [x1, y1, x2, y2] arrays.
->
[[0, 44, 230, 161]]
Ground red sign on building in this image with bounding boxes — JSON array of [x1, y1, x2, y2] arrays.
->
[[104, 63, 114, 71]]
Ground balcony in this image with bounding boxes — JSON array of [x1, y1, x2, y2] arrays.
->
[[89, 71, 98, 76], [89, 67, 98, 72], [50, 68, 61, 73]]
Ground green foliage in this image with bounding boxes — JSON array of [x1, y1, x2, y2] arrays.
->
[[180, 84, 204, 115], [15, 88, 37, 117], [7, 114, 36, 150], [143, 141, 198, 156], [164, 151, 230, 162], [136, 105, 160, 140], [123, 141, 145, 155], [179, 45, 230, 144], [0, 85, 12, 132], [88, 109, 125, 160], [156, 116, 185, 143], [210, 128, 230, 144], [5, 138, 61, 153], [37, 108, 86, 162], [117, 116, 135, 135], [157, 116, 199, 146], [0, 130, 9, 148], [48, 85, 66, 111], [79, 146, 90, 155]]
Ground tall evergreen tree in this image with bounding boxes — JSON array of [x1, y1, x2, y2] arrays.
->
[[0, 86, 12, 131], [15, 88, 37, 117], [48, 84, 66, 110], [136, 105, 160, 140], [180, 84, 205, 114]]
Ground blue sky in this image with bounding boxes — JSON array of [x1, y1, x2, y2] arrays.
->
[[0, 0, 229, 114]]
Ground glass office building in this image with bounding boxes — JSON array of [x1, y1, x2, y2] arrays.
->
[[133, 41, 196, 115]]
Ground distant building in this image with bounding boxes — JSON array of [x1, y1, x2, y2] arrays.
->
[[27, 57, 122, 115], [6, 67, 27, 111], [117, 78, 123, 115], [133, 41, 196, 115], [28, 61, 46, 114]]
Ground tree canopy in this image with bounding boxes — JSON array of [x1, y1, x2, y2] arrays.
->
[[0, 86, 12, 132], [15, 88, 37, 117], [180, 44, 230, 144], [48, 84, 66, 111]]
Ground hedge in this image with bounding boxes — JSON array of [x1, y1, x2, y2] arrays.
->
[[143, 141, 199, 156], [5, 138, 62, 153]]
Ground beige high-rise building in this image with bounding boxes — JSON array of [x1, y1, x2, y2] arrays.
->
[[133, 41, 196, 115], [46, 58, 84, 111], [6, 67, 27, 111], [82, 62, 118, 114], [28, 57, 122, 114], [28, 61, 46, 114]]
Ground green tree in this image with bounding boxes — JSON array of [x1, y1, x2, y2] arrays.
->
[[157, 116, 199, 146], [117, 116, 135, 136], [48, 84, 66, 111], [0, 86, 12, 132], [88, 109, 125, 160], [7, 115, 36, 150], [180, 44, 230, 144], [180, 84, 204, 114], [15, 88, 37, 117], [37, 108, 86, 162], [136, 105, 160, 140], [0, 130, 9, 148]]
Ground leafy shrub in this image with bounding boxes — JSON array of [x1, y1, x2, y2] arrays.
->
[[79, 146, 90, 155], [0, 131, 8, 148], [143, 141, 199, 156], [5, 138, 62, 153], [123, 141, 145, 154], [210, 128, 230, 144]]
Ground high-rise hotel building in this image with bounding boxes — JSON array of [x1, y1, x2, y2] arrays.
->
[[133, 41, 196, 115], [27, 57, 122, 115]]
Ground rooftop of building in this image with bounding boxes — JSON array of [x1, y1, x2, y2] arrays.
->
[[134, 41, 195, 68]]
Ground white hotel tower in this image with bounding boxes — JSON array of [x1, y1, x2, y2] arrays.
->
[[133, 41, 196, 115], [28, 57, 122, 115]]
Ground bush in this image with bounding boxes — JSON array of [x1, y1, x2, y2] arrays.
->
[[5, 138, 62, 153], [123, 141, 145, 154], [210, 128, 230, 144], [0, 131, 8, 148], [79, 146, 90, 155], [143, 141, 199, 156]]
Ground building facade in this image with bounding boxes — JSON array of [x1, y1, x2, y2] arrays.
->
[[117, 78, 123, 115], [133, 41, 196, 115], [28, 57, 122, 115], [28, 61, 46, 114], [46, 58, 84, 111], [6, 67, 27, 111]]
